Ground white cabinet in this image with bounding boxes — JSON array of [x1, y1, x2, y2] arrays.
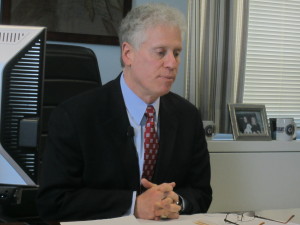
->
[[207, 141, 300, 213]]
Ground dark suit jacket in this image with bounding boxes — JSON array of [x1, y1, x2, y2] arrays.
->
[[37, 76, 212, 221]]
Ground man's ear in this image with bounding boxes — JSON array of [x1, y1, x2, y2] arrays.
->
[[121, 42, 135, 67]]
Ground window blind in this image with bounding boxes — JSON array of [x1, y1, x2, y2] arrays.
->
[[243, 0, 300, 126]]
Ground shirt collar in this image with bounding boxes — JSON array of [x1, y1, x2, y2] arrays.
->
[[120, 73, 160, 124]]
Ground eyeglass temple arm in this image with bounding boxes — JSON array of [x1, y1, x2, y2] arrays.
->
[[255, 215, 295, 224], [224, 218, 239, 225]]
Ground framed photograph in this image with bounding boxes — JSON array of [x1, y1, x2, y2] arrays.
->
[[0, 0, 132, 45], [229, 104, 271, 141]]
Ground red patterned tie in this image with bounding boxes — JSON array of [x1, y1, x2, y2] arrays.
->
[[142, 105, 159, 181]]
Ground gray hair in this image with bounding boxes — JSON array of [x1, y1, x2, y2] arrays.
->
[[118, 3, 186, 53]]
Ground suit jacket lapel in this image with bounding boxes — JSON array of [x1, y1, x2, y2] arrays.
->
[[102, 77, 140, 190], [153, 96, 178, 183]]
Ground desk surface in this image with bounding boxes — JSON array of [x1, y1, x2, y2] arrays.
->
[[3, 209, 300, 225], [59, 209, 300, 225], [138, 211, 300, 224]]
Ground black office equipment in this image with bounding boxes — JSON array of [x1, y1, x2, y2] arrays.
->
[[0, 25, 46, 224], [0, 32, 102, 223], [0, 25, 46, 186], [39, 44, 102, 160]]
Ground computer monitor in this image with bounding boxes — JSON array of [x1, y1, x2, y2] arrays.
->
[[0, 25, 46, 186]]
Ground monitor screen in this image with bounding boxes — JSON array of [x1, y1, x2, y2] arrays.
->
[[0, 25, 46, 186]]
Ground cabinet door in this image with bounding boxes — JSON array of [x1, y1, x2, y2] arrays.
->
[[209, 152, 300, 212]]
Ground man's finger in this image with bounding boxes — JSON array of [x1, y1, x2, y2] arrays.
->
[[140, 178, 157, 189], [154, 207, 180, 219], [165, 212, 180, 219], [156, 182, 176, 193], [154, 198, 181, 216], [141, 179, 176, 193], [160, 198, 181, 213], [164, 191, 179, 203], [161, 197, 173, 207]]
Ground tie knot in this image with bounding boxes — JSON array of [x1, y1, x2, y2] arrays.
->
[[145, 105, 155, 119]]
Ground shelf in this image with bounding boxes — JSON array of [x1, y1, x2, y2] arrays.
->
[[207, 140, 300, 153]]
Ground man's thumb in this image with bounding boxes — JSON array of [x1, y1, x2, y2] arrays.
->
[[141, 178, 156, 189]]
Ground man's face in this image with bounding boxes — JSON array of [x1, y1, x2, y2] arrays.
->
[[123, 24, 182, 103]]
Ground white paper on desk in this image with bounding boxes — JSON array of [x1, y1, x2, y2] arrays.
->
[[139, 213, 300, 225], [139, 214, 225, 225], [192, 215, 300, 225], [256, 208, 300, 225], [195, 214, 300, 225], [60, 215, 140, 225]]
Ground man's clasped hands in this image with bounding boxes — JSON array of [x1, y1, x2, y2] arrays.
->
[[134, 178, 182, 220]]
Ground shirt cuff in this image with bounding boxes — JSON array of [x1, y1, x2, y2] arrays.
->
[[178, 194, 186, 214], [123, 191, 137, 216]]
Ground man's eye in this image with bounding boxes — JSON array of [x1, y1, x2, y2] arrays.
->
[[157, 51, 166, 56], [174, 51, 181, 57]]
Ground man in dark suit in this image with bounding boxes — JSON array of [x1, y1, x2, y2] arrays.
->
[[37, 3, 212, 222]]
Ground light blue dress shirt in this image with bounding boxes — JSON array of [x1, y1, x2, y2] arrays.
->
[[120, 74, 160, 177], [120, 73, 160, 215]]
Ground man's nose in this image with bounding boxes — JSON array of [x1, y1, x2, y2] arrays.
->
[[164, 52, 179, 68]]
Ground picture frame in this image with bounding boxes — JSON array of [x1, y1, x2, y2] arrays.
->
[[228, 104, 271, 141], [0, 0, 132, 45]]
